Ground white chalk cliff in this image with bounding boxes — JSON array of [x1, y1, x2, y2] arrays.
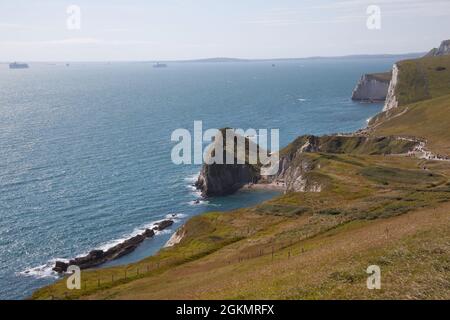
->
[[351, 73, 391, 102], [383, 64, 399, 112]]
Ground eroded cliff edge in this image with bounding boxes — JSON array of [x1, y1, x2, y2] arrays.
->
[[351, 72, 391, 102], [196, 133, 418, 196], [425, 39, 450, 57]]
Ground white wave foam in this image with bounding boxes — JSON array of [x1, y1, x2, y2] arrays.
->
[[184, 173, 199, 183], [19, 258, 67, 279], [186, 182, 202, 198], [297, 98, 308, 102], [186, 184, 197, 191], [188, 199, 209, 206], [99, 214, 181, 250], [166, 212, 186, 220]]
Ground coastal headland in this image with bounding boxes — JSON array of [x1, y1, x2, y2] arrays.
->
[[33, 40, 450, 300]]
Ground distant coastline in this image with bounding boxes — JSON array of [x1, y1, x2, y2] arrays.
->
[[0, 52, 424, 65]]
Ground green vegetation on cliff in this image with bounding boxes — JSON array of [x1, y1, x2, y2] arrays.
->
[[373, 94, 450, 155], [392, 55, 450, 106], [366, 71, 392, 83], [33, 151, 450, 300]]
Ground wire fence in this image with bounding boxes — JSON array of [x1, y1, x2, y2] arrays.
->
[[48, 235, 309, 300], [48, 218, 381, 300]]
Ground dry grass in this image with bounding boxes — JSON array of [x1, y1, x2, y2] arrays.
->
[[82, 201, 450, 300], [32, 153, 450, 300]]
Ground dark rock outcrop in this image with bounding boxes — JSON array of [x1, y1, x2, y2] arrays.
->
[[153, 219, 174, 231], [195, 129, 421, 197], [196, 163, 259, 197], [53, 220, 173, 273], [53, 261, 70, 273], [195, 130, 261, 197]]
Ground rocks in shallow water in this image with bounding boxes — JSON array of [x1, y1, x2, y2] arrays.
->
[[53, 220, 172, 273], [153, 220, 174, 231], [53, 261, 69, 273], [143, 228, 155, 237], [68, 250, 107, 270]]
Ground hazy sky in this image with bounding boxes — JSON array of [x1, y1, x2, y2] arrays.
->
[[1, 0, 449, 61]]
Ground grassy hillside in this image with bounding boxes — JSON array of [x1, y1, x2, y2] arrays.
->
[[369, 54, 450, 156], [85, 204, 450, 300], [367, 71, 392, 83], [373, 94, 450, 156], [32, 51, 450, 301], [32, 152, 450, 300], [282, 135, 417, 156], [393, 55, 450, 106]]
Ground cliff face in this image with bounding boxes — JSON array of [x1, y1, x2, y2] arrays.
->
[[383, 40, 450, 112], [383, 64, 400, 111], [195, 130, 261, 197], [351, 73, 391, 102], [196, 163, 259, 197], [196, 132, 419, 196], [272, 151, 321, 192]]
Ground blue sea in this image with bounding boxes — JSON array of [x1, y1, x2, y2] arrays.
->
[[0, 58, 397, 299]]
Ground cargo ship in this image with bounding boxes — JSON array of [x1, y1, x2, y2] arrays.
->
[[153, 62, 167, 68], [9, 62, 29, 69]]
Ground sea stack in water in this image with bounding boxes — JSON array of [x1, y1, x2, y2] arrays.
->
[[53, 219, 174, 273], [351, 72, 392, 102]]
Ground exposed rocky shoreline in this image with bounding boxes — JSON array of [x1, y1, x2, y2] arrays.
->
[[53, 219, 174, 273]]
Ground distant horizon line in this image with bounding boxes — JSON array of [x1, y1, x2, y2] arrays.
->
[[0, 52, 425, 64]]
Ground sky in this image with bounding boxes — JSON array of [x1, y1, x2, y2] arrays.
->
[[1, 0, 450, 61]]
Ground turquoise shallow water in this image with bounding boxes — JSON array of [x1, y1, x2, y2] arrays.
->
[[0, 58, 395, 299]]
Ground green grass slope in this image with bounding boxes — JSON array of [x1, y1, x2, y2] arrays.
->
[[394, 55, 450, 106], [367, 71, 392, 83], [373, 94, 450, 155], [368, 54, 450, 156], [32, 152, 450, 300]]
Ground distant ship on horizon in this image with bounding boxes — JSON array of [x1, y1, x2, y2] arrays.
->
[[153, 62, 168, 68], [9, 62, 29, 69]]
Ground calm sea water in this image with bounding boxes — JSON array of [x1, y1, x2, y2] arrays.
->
[[0, 58, 396, 299]]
